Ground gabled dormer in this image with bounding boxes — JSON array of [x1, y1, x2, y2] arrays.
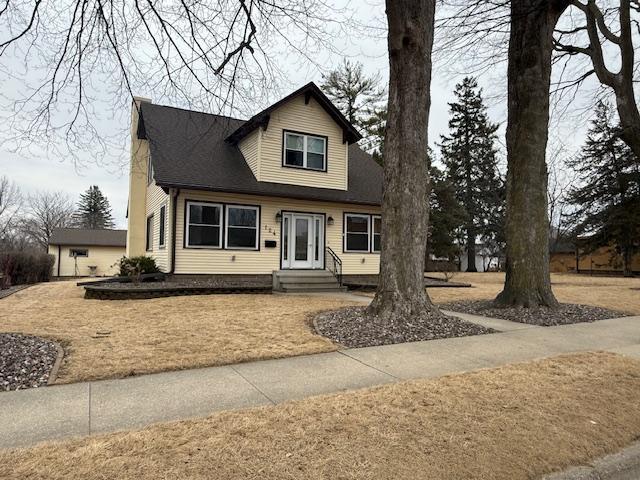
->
[[226, 83, 361, 191]]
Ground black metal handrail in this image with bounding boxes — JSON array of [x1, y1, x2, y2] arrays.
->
[[325, 246, 343, 286]]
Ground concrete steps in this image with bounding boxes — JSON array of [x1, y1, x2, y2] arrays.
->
[[273, 270, 345, 293]]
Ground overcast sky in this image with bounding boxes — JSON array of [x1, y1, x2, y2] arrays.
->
[[1, 0, 597, 230]]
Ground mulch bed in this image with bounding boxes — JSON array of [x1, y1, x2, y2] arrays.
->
[[84, 276, 273, 299], [0, 333, 60, 391], [313, 306, 495, 348], [343, 275, 471, 290], [439, 300, 628, 326]]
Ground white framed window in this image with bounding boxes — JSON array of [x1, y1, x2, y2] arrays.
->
[[344, 214, 371, 252], [225, 204, 259, 250], [159, 205, 166, 248], [283, 131, 327, 171], [186, 201, 222, 248], [145, 215, 154, 251], [372, 215, 381, 252], [69, 248, 88, 258]]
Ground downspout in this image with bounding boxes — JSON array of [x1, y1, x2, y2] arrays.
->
[[169, 188, 180, 274], [57, 245, 61, 277]]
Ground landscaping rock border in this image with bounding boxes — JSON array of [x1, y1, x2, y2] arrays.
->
[[0, 285, 31, 300], [439, 300, 626, 326], [313, 306, 495, 348], [0, 333, 63, 391]]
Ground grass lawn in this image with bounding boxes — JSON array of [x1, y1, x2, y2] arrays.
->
[[426, 272, 640, 314], [0, 281, 357, 384], [2, 352, 640, 480]]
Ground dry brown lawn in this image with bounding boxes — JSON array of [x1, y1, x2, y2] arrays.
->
[[426, 272, 640, 314], [0, 281, 357, 384], [3, 352, 640, 480]]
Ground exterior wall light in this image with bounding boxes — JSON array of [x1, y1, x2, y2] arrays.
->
[[327, 216, 334, 226], [275, 211, 282, 223]]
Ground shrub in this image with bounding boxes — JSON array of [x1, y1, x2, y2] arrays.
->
[[116, 255, 160, 282], [0, 251, 55, 288]]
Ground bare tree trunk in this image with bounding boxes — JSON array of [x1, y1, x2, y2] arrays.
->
[[466, 226, 478, 272], [495, 0, 568, 308], [367, 0, 438, 319]]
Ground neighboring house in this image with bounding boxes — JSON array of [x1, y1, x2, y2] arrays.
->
[[48, 228, 126, 277], [127, 83, 382, 284], [549, 239, 640, 275], [549, 238, 577, 273]]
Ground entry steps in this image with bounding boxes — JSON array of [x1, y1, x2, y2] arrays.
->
[[272, 270, 346, 293]]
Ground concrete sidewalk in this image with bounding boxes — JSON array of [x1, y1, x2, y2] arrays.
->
[[1, 313, 639, 450]]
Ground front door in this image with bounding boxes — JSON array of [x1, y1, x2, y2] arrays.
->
[[282, 213, 324, 269]]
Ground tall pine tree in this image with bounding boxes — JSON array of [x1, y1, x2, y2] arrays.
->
[[320, 60, 386, 156], [74, 185, 115, 229], [567, 101, 640, 276], [427, 164, 466, 264], [440, 77, 503, 272]]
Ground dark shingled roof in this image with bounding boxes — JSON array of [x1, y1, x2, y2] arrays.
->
[[49, 228, 127, 247], [139, 101, 382, 206]]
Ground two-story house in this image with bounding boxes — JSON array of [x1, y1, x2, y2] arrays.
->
[[126, 82, 382, 288]]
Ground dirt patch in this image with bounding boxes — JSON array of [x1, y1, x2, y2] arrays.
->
[[0, 281, 358, 384], [0, 333, 59, 391], [313, 306, 494, 348], [3, 353, 640, 480], [440, 300, 627, 326]]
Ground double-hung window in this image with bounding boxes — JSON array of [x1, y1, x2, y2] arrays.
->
[[186, 201, 222, 248], [145, 215, 154, 251], [283, 131, 326, 171], [372, 215, 381, 252], [225, 205, 259, 250], [159, 205, 166, 248], [344, 214, 371, 252]]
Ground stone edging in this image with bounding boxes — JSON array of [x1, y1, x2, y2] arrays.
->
[[542, 441, 640, 479], [0, 284, 31, 300], [47, 342, 65, 386]]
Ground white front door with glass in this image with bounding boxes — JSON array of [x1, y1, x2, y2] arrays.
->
[[282, 213, 324, 269]]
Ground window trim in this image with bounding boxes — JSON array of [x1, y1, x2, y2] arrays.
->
[[224, 204, 261, 251], [343, 213, 371, 253], [146, 214, 154, 252], [184, 200, 223, 249], [159, 204, 166, 249], [281, 130, 328, 172], [69, 248, 89, 258], [371, 214, 382, 253], [342, 212, 382, 254]]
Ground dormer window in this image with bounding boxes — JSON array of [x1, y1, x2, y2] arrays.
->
[[283, 131, 327, 171]]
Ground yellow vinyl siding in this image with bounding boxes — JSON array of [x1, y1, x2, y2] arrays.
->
[[238, 129, 260, 179], [174, 190, 379, 275], [49, 245, 125, 277], [145, 180, 170, 271], [258, 95, 348, 190], [127, 98, 151, 257]]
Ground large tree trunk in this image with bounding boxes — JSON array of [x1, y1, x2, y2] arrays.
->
[[367, 0, 438, 319], [494, 0, 567, 308]]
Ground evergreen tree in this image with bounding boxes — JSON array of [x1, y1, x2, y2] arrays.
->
[[440, 76, 502, 272], [320, 60, 386, 155], [567, 102, 640, 276], [74, 185, 115, 229], [427, 164, 466, 264]]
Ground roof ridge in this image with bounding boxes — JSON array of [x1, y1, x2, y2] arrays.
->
[[145, 102, 247, 123]]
